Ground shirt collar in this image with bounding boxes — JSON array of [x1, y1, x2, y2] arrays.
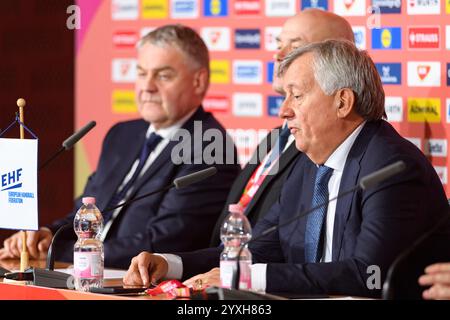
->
[[145, 108, 198, 140], [324, 121, 366, 172]]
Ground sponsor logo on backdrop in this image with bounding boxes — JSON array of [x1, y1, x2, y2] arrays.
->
[[201, 27, 230, 51], [267, 62, 274, 83], [375, 63, 402, 85], [234, 0, 261, 15], [334, 0, 366, 16], [171, 0, 198, 18], [265, 0, 296, 16], [265, 27, 282, 51], [447, 0, 450, 13], [112, 90, 137, 113], [407, 0, 440, 15], [268, 96, 285, 117], [371, 0, 401, 13], [385, 97, 403, 122], [233, 60, 263, 84], [235, 29, 261, 49], [112, 0, 138, 20], [353, 26, 366, 49], [372, 27, 402, 49], [447, 63, 450, 85], [301, 0, 329, 10], [406, 137, 421, 150], [210, 60, 230, 84], [232, 93, 263, 117], [408, 27, 440, 49], [113, 31, 138, 48], [204, 95, 229, 112], [407, 98, 441, 122], [204, 0, 228, 16], [447, 26, 450, 49], [112, 59, 137, 83], [142, 0, 168, 19], [434, 166, 447, 185], [407, 62, 441, 87], [446, 99, 450, 122], [425, 139, 447, 157]]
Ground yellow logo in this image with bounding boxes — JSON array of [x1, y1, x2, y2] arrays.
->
[[407, 98, 441, 123], [210, 60, 230, 84], [112, 90, 137, 113], [142, 0, 168, 19], [210, 0, 222, 15], [381, 29, 392, 48], [447, 0, 450, 13]]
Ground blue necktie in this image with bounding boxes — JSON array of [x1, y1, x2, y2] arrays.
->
[[264, 125, 291, 169], [305, 165, 333, 263], [104, 132, 163, 221]]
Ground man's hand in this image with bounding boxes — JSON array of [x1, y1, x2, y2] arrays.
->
[[183, 267, 220, 290], [419, 262, 450, 300], [123, 252, 168, 287], [0, 229, 53, 260]]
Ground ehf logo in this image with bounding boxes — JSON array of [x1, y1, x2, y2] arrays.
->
[[1, 168, 22, 191]]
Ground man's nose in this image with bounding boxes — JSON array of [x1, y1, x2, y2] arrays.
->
[[278, 98, 294, 120], [274, 45, 289, 62], [143, 76, 157, 92]]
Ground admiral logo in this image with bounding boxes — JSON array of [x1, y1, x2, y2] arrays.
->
[[268, 96, 285, 117], [113, 31, 138, 48], [171, 0, 198, 18], [301, 0, 329, 10], [235, 29, 261, 49], [372, 27, 402, 49], [353, 26, 366, 49], [407, 62, 441, 87], [201, 27, 230, 51], [204, 0, 228, 17], [265, 0, 296, 16], [233, 60, 262, 84], [210, 60, 230, 84], [407, 0, 440, 15], [425, 139, 447, 157], [112, 0, 138, 20], [385, 97, 403, 122], [265, 27, 282, 51], [407, 98, 441, 122], [408, 27, 440, 49], [447, 63, 450, 86], [234, 0, 261, 15], [434, 166, 447, 185], [446, 98, 450, 123], [371, 0, 401, 13], [375, 63, 401, 85], [267, 62, 274, 83], [204, 95, 229, 112], [406, 137, 421, 150], [112, 90, 137, 113], [334, 0, 366, 16], [447, 26, 450, 50], [142, 0, 168, 19], [112, 59, 137, 83], [232, 93, 263, 117]]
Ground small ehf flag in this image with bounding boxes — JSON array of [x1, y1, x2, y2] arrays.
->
[[0, 138, 38, 230]]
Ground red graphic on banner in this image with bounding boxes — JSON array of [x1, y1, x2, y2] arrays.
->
[[417, 65, 431, 80], [113, 31, 138, 48], [408, 27, 440, 49], [234, 0, 260, 15], [204, 95, 230, 113], [344, 0, 355, 10]]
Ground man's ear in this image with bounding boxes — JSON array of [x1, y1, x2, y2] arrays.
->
[[193, 68, 209, 96], [335, 88, 355, 119]]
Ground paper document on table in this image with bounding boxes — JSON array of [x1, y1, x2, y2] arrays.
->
[[55, 267, 127, 279]]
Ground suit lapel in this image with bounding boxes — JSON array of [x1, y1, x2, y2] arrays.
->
[[331, 121, 379, 260]]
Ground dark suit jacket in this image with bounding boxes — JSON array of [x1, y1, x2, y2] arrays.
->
[[49, 107, 240, 269], [250, 120, 449, 298], [179, 128, 301, 279]]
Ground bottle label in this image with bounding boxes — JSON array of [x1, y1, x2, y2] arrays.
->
[[220, 260, 251, 290], [74, 252, 103, 279]]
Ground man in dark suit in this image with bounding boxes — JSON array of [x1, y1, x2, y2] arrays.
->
[[0, 25, 240, 269]]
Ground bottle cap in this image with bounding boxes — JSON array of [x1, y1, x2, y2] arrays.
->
[[228, 203, 243, 214], [82, 197, 96, 205]]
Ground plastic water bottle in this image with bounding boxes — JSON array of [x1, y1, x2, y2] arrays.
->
[[220, 203, 252, 290], [73, 197, 104, 291]]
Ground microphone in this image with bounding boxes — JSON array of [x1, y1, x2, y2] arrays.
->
[[39, 121, 96, 170], [231, 160, 406, 291], [40, 167, 218, 288]]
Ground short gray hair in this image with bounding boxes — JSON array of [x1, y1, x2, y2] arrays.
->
[[138, 24, 210, 75], [278, 39, 386, 121]]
